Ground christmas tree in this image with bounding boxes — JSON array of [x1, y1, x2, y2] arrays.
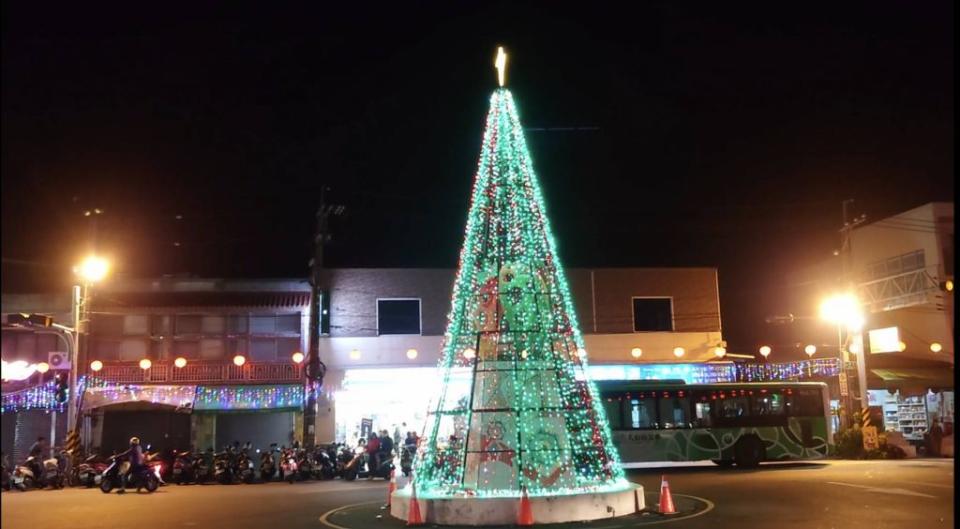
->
[[414, 48, 627, 498]]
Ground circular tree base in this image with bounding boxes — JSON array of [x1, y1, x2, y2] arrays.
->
[[390, 483, 645, 525]]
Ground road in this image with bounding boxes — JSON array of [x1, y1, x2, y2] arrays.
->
[[1, 459, 953, 529]]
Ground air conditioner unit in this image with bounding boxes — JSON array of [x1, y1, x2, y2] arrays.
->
[[48, 351, 71, 370]]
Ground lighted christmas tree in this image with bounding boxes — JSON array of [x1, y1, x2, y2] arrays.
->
[[414, 48, 627, 498]]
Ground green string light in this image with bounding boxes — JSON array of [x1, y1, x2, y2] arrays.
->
[[414, 88, 627, 498]]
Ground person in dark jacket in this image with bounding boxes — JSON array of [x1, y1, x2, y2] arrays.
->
[[114, 437, 144, 494], [378, 429, 394, 474]]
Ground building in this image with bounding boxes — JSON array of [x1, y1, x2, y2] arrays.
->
[[3, 267, 723, 454], [786, 202, 954, 446], [2, 277, 311, 458], [314, 267, 723, 444]]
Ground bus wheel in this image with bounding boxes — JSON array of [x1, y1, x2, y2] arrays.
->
[[711, 459, 734, 467], [734, 436, 765, 468]]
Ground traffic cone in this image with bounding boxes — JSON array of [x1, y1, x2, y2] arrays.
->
[[407, 481, 424, 526], [386, 469, 396, 508], [517, 486, 534, 526], [658, 475, 677, 515]]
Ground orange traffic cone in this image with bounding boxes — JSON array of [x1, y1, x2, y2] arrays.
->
[[385, 469, 397, 508], [658, 475, 677, 515], [407, 482, 424, 526], [517, 486, 534, 526]]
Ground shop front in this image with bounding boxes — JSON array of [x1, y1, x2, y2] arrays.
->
[[867, 365, 954, 456]]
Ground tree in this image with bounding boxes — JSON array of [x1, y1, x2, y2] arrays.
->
[[414, 87, 626, 497]]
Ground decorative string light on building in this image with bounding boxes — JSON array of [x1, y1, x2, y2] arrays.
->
[[735, 358, 841, 382], [193, 384, 304, 411], [0, 379, 65, 414]]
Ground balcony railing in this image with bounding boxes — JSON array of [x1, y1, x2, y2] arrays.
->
[[93, 361, 303, 385]]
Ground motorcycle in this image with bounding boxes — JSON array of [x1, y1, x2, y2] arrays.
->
[[314, 446, 337, 480], [213, 451, 235, 484], [12, 457, 44, 491], [236, 451, 255, 484], [295, 449, 314, 481], [76, 453, 108, 488], [99, 455, 159, 493], [259, 451, 276, 482], [340, 446, 365, 481], [172, 451, 196, 484], [358, 449, 395, 480], [279, 449, 298, 484]]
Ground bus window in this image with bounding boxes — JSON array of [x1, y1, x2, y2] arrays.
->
[[752, 390, 785, 416], [624, 398, 657, 429], [790, 389, 824, 417], [694, 402, 712, 427], [658, 394, 690, 429], [718, 396, 750, 419], [603, 398, 623, 429]]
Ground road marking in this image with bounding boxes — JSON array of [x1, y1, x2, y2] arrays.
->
[[826, 481, 937, 498], [897, 480, 954, 490], [319, 501, 382, 529]]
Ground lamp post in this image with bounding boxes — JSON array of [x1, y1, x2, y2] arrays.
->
[[819, 293, 866, 431], [68, 255, 110, 444]]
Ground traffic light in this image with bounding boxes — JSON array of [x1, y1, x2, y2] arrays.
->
[[7, 313, 54, 327], [54, 374, 68, 403]]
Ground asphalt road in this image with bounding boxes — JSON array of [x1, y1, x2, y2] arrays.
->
[[1, 459, 953, 529]]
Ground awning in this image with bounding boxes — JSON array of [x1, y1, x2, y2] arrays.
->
[[870, 368, 955, 390]]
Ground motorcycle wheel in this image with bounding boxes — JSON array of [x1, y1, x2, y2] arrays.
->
[[144, 477, 159, 493], [344, 468, 357, 481], [16, 476, 32, 491], [99, 479, 113, 494]]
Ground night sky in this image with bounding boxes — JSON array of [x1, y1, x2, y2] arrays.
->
[[1, 1, 953, 353]]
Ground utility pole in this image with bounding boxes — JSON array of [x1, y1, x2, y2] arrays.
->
[[303, 187, 341, 448], [838, 199, 868, 429]]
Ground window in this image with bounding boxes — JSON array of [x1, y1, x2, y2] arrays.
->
[[790, 389, 824, 417], [631, 298, 673, 332], [602, 398, 623, 429], [174, 340, 200, 359], [717, 395, 750, 420], [623, 395, 657, 429], [175, 315, 202, 335], [694, 401, 712, 428], [227, 315, 248, 334], [119, 339, 148, 361], [752, 390, 786, 416], [122, 315, 149, 335], [199, 339, 224, 359], [91, 315, 123, 335], [277, 337, 300, 357], [658, 392, 690, 428], [249, 338, 277, 361], [377, 299, 422, 335], [276, 314, 300, 334], [250, 316, 276, 334], [200, 316, 225, 334]]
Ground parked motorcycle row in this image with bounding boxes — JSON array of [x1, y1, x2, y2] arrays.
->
[[1, 442, 418, 493]]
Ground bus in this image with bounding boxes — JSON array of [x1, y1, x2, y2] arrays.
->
[[596, 380, 833, 468]]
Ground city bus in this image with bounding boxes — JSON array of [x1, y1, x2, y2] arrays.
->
[[596, 380, 833, 467]]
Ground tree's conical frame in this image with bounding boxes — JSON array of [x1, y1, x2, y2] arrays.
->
[[413, 87, 627, 498]]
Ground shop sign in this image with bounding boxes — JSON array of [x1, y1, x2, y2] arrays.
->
[[839, 372, 849, 397]]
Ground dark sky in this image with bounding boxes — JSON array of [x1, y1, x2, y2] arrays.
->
[[1, 1, 954, 353]]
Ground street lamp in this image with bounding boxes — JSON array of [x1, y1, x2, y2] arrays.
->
[[139, 358, 152, 370], [819, 292, 866, 430], [291, 352, 305, 364], [36, 362, 50, 374], [804, 344, 817, 356], [68, 254, 111, 447], [74, 256, 110, 283], [759, 345, 772, 359], [233, 355, 246, 367], [89, 360, 103, 372], [174, 357, 188, 368]]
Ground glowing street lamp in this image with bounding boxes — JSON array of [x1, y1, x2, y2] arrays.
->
[[291, 352, 305, 364], [74, 255, 110, 283], [90, 360, 103, 372], [804, 344, 817, 357], [139, 358, 152, 370], [819, 293, 865, 331], [462, 348, 476, 360], [233, 355, 246, 367], [759, 345, 772, 359], [174, 357, 187, 368], [36, 362, 50, 374]]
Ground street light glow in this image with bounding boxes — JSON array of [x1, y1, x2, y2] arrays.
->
[[759, 345, 772, 358], [714, 347, 726, 358], [819, 293, 865, 331], [74, 255, 110, 283], [804, 344, 817, 356], [90, 360, 103, 372], [36, 362, 50, 373], [930, 342, 943, 353], [233, 354, 246, 366], [174, 357, 187, 368], [462, 348, 476, 359], [673, 347, 685, 358], [630, 347, 643, 359], [139, 358, 152, 370], [291, 352, 305, 364]]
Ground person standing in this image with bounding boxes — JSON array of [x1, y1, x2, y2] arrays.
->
[[929, 419, 943, 457], [365, 432, 380, 478]]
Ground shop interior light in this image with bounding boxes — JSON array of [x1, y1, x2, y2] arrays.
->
[[673, 347, 685, 358], [630, 348, 642, 359], [406, 348, 418, 360], [349, 349, 362, 360]]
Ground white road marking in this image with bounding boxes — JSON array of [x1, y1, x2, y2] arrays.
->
[[826, 481, 937, 498], [897, 480, 954, 490]]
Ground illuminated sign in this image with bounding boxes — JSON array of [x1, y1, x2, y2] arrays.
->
[[868, 327, 900, 354]]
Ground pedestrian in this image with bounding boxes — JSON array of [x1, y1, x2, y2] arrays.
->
[[365, 432, 380, 478], [929, 419, 943, 457]]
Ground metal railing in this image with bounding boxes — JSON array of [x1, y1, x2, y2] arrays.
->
[[93, 361, 303, 384]]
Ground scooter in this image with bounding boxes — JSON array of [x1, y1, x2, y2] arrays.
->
[[99, 455, 159, 493], [296, 449, 314, 481], [236, 451, 255, 484], [76, 454, 108, 488], [280, 449, 298, 484], [340, 446, 366, 481], [172, 451, 195, 484], [259, 451, 276, 482], [12, 457, 41, 491], [213, 451, 234, 484], [358, 450, 395, 480], [314, 447, 337, 480], [400, 445, 416, 477]]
